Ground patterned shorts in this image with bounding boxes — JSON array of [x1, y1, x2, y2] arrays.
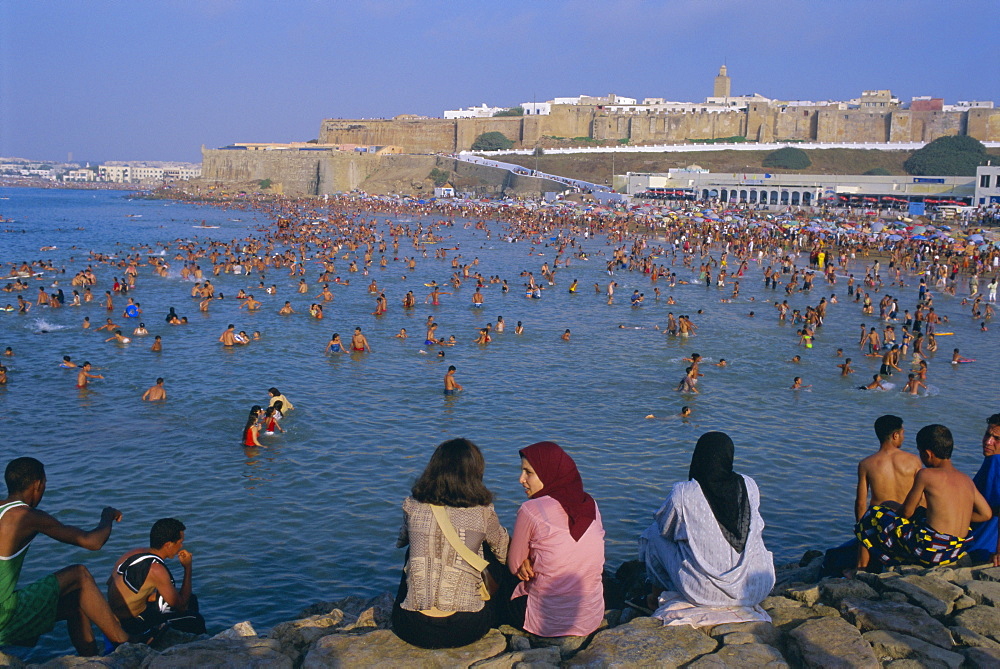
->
[[855, 505, 969, 567]]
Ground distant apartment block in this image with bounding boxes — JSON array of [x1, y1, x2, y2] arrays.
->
[[98, 163, 201, 183], [63, 168, 96, 182]]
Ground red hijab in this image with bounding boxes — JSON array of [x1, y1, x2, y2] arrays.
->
[[520, 441, 596, 541]]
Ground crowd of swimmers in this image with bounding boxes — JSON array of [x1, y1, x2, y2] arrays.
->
[[2, 191, 1000, 656]]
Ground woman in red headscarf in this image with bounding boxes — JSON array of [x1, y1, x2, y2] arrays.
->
[[507, 441, 605, 637]]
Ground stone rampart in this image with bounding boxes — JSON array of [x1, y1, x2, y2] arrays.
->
[[318, 106, 1000, 153], [200, 149, 568, 197], [817, 109, 893, 143], [201, 149, 383, 195], [968, 108, 1000, 142], [320, 118, 455, 153]]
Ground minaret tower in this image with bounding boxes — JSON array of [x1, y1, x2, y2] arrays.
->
[[713, 65, 731, 99]]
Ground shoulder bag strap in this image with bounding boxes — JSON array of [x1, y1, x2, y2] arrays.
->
[[430, 504, 493, 601], [429, 504, 489, 572]]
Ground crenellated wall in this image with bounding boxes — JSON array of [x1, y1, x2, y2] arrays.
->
[[816, 110, 893, 143], [314, 105, 1000, 154], [320, 118, 456, 154]]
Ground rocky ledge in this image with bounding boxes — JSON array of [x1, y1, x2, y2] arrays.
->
[[7, 555, 1000, 668]]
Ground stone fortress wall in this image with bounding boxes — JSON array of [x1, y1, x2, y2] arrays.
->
[[200, 148, 569, 197], [319, 105, 1000, 154]]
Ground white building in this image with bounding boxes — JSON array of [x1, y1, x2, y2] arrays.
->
[[625, 171, 974, 207], [99, 165, 131, 183], [443, 104, 508, 119], [163, 165, 202, 180], [520, 102, 550, 115], [550, 94, 637, 106], [975, 164, 1000, 206], [63, 168, 96, 182], [131, 166, 165, 182], [944, 100, 995, 112]]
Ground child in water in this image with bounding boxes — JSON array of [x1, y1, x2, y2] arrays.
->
[[262, 406, 284, 435]]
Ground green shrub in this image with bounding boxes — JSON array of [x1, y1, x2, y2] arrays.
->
[[493, 107, 524, 117], [904, 135, 988, 176], [471, 132, 514, 151], [258, 178, 272, 189], [863, 167, 890, 176], [762, 147, 811, 170], [688, 136, 748, 144], [428, 168, 450, 187]]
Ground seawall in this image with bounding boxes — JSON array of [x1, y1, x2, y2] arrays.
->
[[200, 150, 570, 198]]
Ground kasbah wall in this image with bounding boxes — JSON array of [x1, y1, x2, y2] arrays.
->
[[201, 149, 384, 195], [200, 148, 570, 197], [319, 105, 1000, 153]]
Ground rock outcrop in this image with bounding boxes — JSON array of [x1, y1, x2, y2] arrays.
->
[[15, 555, 1000, 668]]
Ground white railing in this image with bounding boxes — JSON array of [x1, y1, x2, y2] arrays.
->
[[461, 141, 1000, 157]]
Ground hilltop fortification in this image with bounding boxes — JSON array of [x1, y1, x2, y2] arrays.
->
[[319, 105, 1000, 154]]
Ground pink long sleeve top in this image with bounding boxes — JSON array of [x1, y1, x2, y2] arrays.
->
[[508, 495, 605, 637]]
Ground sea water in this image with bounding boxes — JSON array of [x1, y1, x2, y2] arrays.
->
[[1, 187, 997, 658]]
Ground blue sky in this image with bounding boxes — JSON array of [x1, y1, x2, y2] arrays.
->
[[1, 0, 997, 163]]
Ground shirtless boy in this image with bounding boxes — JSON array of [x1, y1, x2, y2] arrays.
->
[[106, 518, 205, 642], [444, 365, 463, 395], [902, 374, 927, 396], [0, 457, 128, 655], [142, 378, 166, 401], [857, 424, 991, 568], [853, 415, 922, 569], [76, 362, 103, 389]]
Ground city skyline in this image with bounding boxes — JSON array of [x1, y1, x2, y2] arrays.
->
[[2, 0, 997, 163]]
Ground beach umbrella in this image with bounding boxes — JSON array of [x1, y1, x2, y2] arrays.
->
[[911, 235, 928, 240], [887, 234, 903, 241], [968, 233, 985, 242], [871, 222, 885, 233]]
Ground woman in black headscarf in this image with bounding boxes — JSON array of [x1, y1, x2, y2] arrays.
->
[[638, 432, 774, 626]]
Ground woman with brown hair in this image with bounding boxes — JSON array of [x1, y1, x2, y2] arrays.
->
[[392, 438, 509, 648]]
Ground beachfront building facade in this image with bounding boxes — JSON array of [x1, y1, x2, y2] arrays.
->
[[63, 168, 96, 182], [98, 162, 202, 183], [625, 170, 976, 207], [976, 165, 1000, 205], [99, 165, 131, 183]]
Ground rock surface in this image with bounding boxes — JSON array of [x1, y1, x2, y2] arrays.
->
[[964, 646, 1000, 668], [567, 617, 717, 668], [881, 574, 964, 617], [142, 637, 292, 669], [686, 642, 787, 668], [840, 596, 953, 648], [951, 605, 1000, 642], [302, 629, 508, 669], [786, 616, 879, 668], [862, 629, 963, 668], [21, 556, 1000, 668]]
